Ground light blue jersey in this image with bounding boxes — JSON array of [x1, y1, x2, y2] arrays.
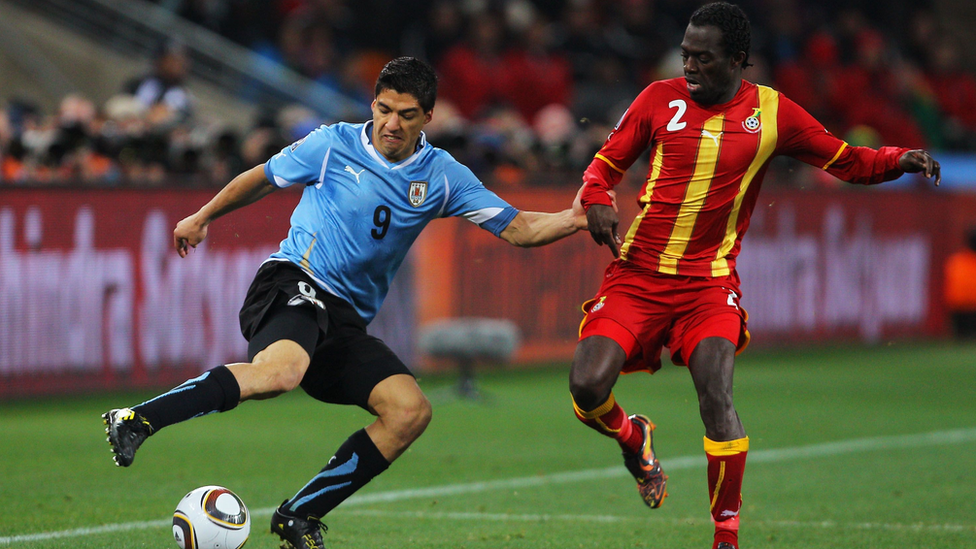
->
[[263, 121, 518, 323]]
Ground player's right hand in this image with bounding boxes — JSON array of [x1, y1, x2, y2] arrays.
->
[[173, 214, 209, 258], [898, 149, 941, 186], [586, 204, 621, 258]]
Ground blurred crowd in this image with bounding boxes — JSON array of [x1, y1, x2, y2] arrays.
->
[[1, 0, 974, 188]]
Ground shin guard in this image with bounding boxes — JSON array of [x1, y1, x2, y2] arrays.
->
[[705, 436, 748, 549], [573, 392, 642, 454]]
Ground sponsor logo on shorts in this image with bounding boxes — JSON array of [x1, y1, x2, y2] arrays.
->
[[724, 288, 739, 310], [590, 296, 607, 313], [288, 281, 325, 309]]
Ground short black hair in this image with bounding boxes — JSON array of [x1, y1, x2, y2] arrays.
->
[[690, 2, 753, 68], [375, 57, 438, 113]]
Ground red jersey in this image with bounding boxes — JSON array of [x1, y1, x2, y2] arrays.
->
[[580, 79, 909, 278]]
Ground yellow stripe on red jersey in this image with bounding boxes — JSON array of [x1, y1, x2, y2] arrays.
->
[[712, 85, 780, 277], [582, 78, 909, 278]]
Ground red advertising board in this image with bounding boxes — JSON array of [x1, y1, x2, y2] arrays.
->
[[0, 187, 299, 396], [0, 186, 971, 397], [423, 188, 972, 361]]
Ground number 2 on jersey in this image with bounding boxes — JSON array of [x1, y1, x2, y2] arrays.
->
[[371, 205, 391, 239], [667, 99, 687, 131]]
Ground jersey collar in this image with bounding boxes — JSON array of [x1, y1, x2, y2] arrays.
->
[[361, 121, 428, 171]]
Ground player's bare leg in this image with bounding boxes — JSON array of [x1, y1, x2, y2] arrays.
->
[[365, 374, 433, 461], [570, 336, 668, 508], [689, 337, 748, 549], [688, 337, 743, 441], [228, 339, 311, 400], [569, 335, 624, 410], [104, 340, 307, 467]]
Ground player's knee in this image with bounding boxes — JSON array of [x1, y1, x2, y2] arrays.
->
[[245, 340, 311, 398], [412, 396, 433, 434], [569, 369, 612, 411], [383, 392, 432, 442], [255, 357, 307, 395], [272, 365, 305, 394], [570, 337, 624, 410], [569, 382, 600, 412]]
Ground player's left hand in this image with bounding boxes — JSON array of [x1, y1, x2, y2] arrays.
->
[[899, 149, 941, 186], [572, 186, 617, 231]]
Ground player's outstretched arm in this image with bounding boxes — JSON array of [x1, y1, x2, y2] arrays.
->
[[779, 96, 943, 187], [499, 209, 583, 248], [899, 149, 941, 186], [174, 164, 278, 257], [498, 186, 599, 247]]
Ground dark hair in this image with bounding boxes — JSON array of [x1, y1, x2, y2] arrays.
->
[[375, 57, 438, 113], [690, 2, 753, 68]]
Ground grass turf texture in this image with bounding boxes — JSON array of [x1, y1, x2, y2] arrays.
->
[[1, 342, 974, 548]]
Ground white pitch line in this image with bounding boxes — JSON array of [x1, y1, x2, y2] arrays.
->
[[337, 509, 976, 534], [0, 519, 172, 545], [2, 427, 975, 545]]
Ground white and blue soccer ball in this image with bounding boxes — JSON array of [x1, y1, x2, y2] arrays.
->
[[173, 485, 250, 549]]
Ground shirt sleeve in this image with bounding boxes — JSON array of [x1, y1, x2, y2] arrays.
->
[[263, 125, 334, 188], [441, 163, 519, 237], [580, 84, 657, 209], [776, 94, 909, 185]]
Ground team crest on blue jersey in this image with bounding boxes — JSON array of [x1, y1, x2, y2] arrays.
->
[[408, 180, 428, 207]]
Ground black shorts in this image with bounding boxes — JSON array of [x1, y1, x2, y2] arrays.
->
[[239, 260, 412, 409]]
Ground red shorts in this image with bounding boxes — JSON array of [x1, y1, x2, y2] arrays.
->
[[579, 260, 750, 374]]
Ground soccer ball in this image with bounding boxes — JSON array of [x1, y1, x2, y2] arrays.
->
[[172, 485, 250, 549]]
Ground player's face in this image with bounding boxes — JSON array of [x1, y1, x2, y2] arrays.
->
[[371, 90, 432, 162], [680, 24, 743, 106]]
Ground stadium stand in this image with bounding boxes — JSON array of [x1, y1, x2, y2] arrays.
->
[[1, 0, 974, 188]]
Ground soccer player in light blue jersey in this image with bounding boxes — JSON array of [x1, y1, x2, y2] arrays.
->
[[103, 57, 596, 549]]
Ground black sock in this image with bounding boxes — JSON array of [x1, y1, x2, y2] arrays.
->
[[133, 365, 240, 433], [283, 429, 391, 518]]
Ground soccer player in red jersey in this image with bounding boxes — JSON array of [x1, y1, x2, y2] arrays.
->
[[569, 3, 941, 549]]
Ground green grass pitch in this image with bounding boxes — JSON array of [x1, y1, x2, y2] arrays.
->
[[1, 342, 974, 548]]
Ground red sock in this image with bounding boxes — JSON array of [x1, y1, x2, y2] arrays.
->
[[705, 436, 749, 549], [572, 393, 643, 454]]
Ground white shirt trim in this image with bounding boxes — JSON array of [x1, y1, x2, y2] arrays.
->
[[316, 147, 331, 188], [359, 121, 428, 170], [461, 207, 504, 225]]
